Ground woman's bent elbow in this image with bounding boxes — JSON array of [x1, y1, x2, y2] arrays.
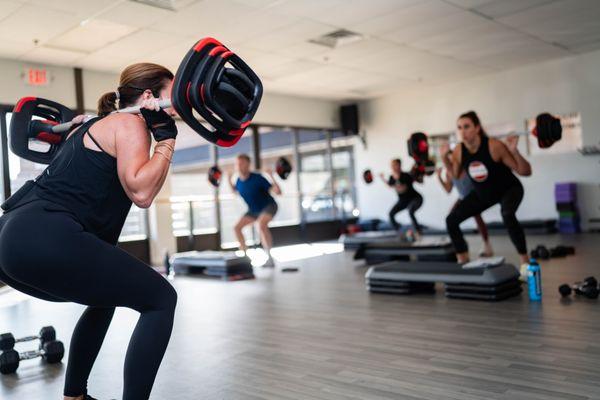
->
[[131, 192, 154, 209]]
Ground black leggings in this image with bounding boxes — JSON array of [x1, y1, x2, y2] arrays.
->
[[389, 193, 423, 233], [0, 201, 176, 400], [446, 185, 526, 254]]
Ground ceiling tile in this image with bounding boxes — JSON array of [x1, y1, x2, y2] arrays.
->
[[444, 0, 494, 9], [241, 19, 334, 52], [48, 19, 138, 53], [271, 41, 330, 59], [258, 59, 323, 80], [0, 38, 35, 59], [155, 0, 256, 36], [0, 4, 80, 45], [497, 0, 600, 49], [306, 38, 397, 65], [81, 29, 189, 67], [350, 0, 461, 36], [0, 0, 23, 20], [22, 0, 119, 18], [96, 0, 174, 28], [19, 46, 87, 66], [474, 0, 555, 18], [383, 10, 488, 45], [272, 0, 421, 28]]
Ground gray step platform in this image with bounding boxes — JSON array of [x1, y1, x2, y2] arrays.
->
[[366, 261, 521, 301], [169, 251, 254, 281], [355, 237, 456, 265], [339, 230, 399, 250]]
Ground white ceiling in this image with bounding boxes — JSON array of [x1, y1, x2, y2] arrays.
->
[[1, 0, 599, 100]]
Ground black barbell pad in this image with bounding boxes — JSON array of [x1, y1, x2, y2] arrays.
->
[[203, 51, 262, 130], [10, 97, 75, 164], [221, 68, 255, 101], [171, 38, 243, 146], [214, 82, 251, 120], [188, 44, 241, 131]]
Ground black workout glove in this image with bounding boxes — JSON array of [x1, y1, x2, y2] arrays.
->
[[140, 108, 178, 142]]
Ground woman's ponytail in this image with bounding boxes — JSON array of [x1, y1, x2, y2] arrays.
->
[[97, 91, 118, 117]]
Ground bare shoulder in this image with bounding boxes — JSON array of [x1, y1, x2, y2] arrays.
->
[[488, 136, 506, 151], [109, 113, 146, 131], [108, 114, 148, 142], [487, 137, 508, 161]]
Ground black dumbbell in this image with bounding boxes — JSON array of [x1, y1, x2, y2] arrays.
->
[[558, 277, 599, 299], [0, 340, 64, 374], [530, 245, 550, 260], [0, 326, 56, 351]]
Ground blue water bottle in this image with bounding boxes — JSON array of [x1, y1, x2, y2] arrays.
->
[[527, 259, 542, 301]]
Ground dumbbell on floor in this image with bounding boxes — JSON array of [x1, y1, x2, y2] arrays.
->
[[0, 326, 56, 351], [558, 277, 599, 299], [0, 340, 65, 374]]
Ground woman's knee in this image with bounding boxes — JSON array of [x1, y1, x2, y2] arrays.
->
[[446, 213, 458, 230], [501, 209, 518, 224], [154, 282, 177, 313]]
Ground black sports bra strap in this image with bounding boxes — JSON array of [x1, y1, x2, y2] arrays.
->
[[85, 130, 107, 154]]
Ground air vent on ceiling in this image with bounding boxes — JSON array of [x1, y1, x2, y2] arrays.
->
[[129, 0, 176, 11], [309, 29, 364, 49]]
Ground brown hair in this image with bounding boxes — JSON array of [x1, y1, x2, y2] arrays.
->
[[237, 153, 251, 163], [97, 63, 174, 117], [392, 158, 401, 165], [458, 110, 487, 137]]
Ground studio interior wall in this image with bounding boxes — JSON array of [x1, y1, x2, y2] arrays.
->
[[355, 49, 600, 232]]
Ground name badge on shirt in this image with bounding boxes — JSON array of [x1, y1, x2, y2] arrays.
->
[[468, 161, 489, 182]]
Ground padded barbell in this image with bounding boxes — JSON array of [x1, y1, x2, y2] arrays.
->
[[10, 37, 263, 164], [275, 157, 292, 180]]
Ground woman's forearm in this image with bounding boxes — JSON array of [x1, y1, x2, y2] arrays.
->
[[127, 141, 174, 207], [511, 149, 532, 176]]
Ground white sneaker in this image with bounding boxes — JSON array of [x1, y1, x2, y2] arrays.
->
[[519, 263, 529, 282], [263, 257, 275, 268]]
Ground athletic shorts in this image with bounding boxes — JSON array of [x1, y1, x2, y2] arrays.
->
[[244, 202, 278, 219]]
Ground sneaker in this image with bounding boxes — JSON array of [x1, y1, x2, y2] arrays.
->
[[519, 263, 529, 282], [263, 257, 275, 268], [478, 249, 494, 257]]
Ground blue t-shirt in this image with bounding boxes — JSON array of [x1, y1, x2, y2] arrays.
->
[[235, 172, 275, 213]]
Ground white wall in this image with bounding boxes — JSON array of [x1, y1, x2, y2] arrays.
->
[[0, 58, 76, 108], [356, 50, 600, 231]]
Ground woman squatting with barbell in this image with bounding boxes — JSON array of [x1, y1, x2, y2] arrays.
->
[[0, 37, 263, 400], [442, 111, 532, 267]]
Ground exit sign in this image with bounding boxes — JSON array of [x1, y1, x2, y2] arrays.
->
[[25, 68, 49, 86]]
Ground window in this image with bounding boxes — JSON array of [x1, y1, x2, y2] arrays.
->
[[258, 126, 299, 226], [332, 148, 358, 218], [170, 169, 217, 236], [299, 150, 334, 222]]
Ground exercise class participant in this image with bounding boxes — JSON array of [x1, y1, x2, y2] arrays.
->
[[437, 166, 493, 257], [379, 158, 423, 238], [227, 154, 281, 267], [0, 63, 178, 400], [443, 111, 531, 264]]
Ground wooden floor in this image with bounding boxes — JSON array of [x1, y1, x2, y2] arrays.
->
[[1, 233, 599, 400]]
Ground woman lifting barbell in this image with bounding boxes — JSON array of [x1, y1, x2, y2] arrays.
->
[[0, 63, 178, 400], [443, 111, 532, 266], [436, 166, 493, 257], [379, 158, 423, 240], [227, 154, 282, 267]]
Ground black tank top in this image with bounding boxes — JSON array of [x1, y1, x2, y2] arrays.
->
[[33, 118, 132, 244], [461, 135, 521, 203]]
